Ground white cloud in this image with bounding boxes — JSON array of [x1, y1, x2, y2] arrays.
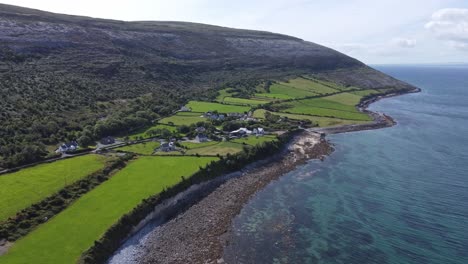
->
[[392, 38, 417, 48], [425, 8, 468, 47]]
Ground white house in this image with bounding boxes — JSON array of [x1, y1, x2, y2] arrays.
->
[[56, 141, 79, 153], [230, 128, 252, 137], [253, 128, 265, 136]]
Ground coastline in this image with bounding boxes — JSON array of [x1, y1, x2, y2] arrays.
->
[[131, 88, 420, 264], [136, 131, 333, 264]]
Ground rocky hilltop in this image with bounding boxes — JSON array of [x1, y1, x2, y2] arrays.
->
[[0, 4, 414, 169]]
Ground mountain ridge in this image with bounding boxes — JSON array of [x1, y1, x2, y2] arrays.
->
[[0, 4, 414, 169]]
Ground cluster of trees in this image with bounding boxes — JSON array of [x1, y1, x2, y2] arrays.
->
[[0, 68, 210, 169]]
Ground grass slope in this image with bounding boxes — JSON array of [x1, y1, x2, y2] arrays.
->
[[0, 156, 217, 264], [127, 124, 177, 140], [222, 97, 269, 106], [281, 78, 339, 95], [0, 155, 109, 223], [231, 135, 277, 146], [253, 109, 370, 127], [159, 112, 206, 126], [115, 141, 161, 155], [184, 142, 244, 156], [185, 101, 250, 113]]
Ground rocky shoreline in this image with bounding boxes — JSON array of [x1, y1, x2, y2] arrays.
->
[[112, 88, 420, 264], [135, 131, 333, 264]]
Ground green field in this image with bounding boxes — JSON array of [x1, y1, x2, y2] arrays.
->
[[255, 92, 295, 100], [127, 124, 177, 140], [222, 97, 270, 106], [350, 89, 380, 97], [231, 135, 277, 146], [185, 101, 251, 113], [253, 109, 370, 127], [270, 91, 371, 121], [269, 83, 316, 98], [0, 156, 217, 264], [0, 155, 110, 223], [184, 141, 244, 156], [215, 88, 235, 102], [115, 141, 161, 155], [280, 104, 371, 121], [281, 78, 339, 95], [321, 92, 363, 105], [180, 140, 219, 150], [159, 112, 206, 126]]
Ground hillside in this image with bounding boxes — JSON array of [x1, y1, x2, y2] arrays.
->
[[0, 4, 415, 169]]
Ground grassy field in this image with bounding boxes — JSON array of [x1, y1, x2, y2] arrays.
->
[[180, 141, 219, 149], [253, 109, 370, 127], [0, 155, 110, 223], [185, 101, 251, 113], [281, 78, 339, 95], [255, 92, 295, 100], [222, 97, 270, 106], [269, 91, 371, 121], [269, 83, 316, 98], [127, 124, 177, 140], [184, 141, 244, 156], [159, 112, 206, 126], [350, 89, 380, 97], [320, 92, 363, 105], [115, 141, 161, 155], [280, 104, 371, 121], [0, 156, 217, 264], [215, 88, 234, 102], [231, 135, 277, 146]]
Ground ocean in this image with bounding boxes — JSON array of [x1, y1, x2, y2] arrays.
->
[[223, 65, 468, 264]]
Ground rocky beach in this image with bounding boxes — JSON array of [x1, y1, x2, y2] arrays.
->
[[131, 131, 333, 264]]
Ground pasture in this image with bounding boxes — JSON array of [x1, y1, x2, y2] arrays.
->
[[253, 109, 370, 127], [184, 141, 244, 156], [115, 141, 161, 155], [222, 97, 269, 106], [231, 135, 277, 146], [280, 78, 339, 95], [159, 112, 206, 126], [0, 156, 217, 264], [127, 124, 177, 140], [0, 154, 110, 223]]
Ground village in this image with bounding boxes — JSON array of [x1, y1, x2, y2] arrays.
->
[[54, 106, 270, 157]]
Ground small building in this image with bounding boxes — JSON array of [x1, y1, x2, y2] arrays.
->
[[180, 106, 191, 112], [253, 128, 265, 136], [196, 127, 206, 133], [230, 128, 252, 137], [100, 136, 115, 145], [160, 142, 176, 152], [227, 112, 243, 118], [56, 141, 79, 153], [196, 134, 209, 142]]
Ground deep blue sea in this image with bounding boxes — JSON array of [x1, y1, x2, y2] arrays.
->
[[223, 65, 468, 264]]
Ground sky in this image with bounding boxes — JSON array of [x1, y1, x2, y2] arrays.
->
[[1, 0, 468, 64]]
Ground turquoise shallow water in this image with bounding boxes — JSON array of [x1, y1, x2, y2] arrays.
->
[[223, 65, 468, 264]]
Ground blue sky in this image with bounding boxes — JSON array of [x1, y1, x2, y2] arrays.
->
[[2, 0, 468, 64]]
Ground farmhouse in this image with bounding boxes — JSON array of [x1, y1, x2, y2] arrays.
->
[[253, 128, 265, 136], [56, 141, 79, 153], [196, 133, 209, 142], [159, 142, 176, 152], [230, 128, 252, 137], [203, 112, 225, 121]]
